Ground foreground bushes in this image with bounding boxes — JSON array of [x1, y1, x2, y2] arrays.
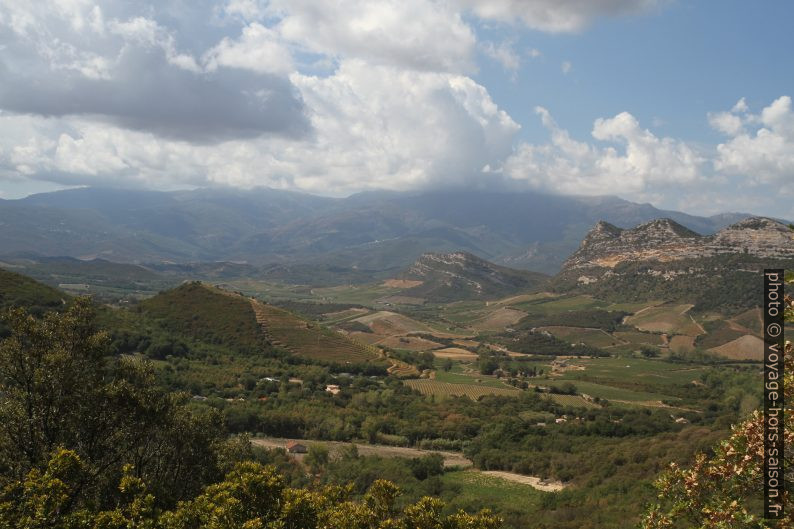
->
[[0, 450, 502, 529]]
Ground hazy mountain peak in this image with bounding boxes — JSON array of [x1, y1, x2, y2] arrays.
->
[[398, 250, 547, 302], [719, 216, 788, 232], [631, 218, 701, 239]]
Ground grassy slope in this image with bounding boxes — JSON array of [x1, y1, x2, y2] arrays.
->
[[139, 282, 266, 355], [0, 267, 68, 312]]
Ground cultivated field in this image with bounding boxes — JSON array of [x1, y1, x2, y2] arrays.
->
[[613, 330, 665, 347], [624, 304, 704, 335], [469, 307, 527, 331], [353, 311, 435, 335], [377, 335, 444, 351], [669, 335, 695, 353], [548, 379, 675, 403], [432, 347, 479, 360], [729, 308, 763, 335], [251, 300, 378, 363], [321, 307, 370, 322], [538, 326, 622, 348], [708, 334, 764, 361], [404, 379, 519, 399]]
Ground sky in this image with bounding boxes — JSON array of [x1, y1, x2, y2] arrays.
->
[[0, 0, 792, 218]]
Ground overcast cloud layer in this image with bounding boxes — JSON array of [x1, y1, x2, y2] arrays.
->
[[0, 0, 791, 218]]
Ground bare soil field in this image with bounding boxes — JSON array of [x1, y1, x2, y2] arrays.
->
[[708, 334, 764, 361], [452, 339, 480, 348], [378, 335, 444, 351], [481, 471, 566, 492], [353, 311, 435, 335], [669, 335, 695, 353], [432, 347, 479, 360], [625, 304, 704, 335], [322, 307, 369, 320], [469, 307, 526, 331]]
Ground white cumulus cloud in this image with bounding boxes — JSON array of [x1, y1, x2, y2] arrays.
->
[[267, 0, 477, 73], [504, 106, 703, 196], [455, 0, 666, 32], [714, 95, 794, 185]]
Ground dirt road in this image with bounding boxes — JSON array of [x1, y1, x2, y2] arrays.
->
[[251, 437, 568, 491]]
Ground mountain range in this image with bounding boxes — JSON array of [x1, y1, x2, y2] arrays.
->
[[0, 186, 758, 275], [563, 217, 794, 272], [554, 216, 794, 313]]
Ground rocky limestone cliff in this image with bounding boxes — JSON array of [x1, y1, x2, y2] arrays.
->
[[564, 216, 793, 272]]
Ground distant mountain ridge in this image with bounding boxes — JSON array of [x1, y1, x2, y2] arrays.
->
[[555, 216, 794, 313], [396, 251, 548, 302], [0, 186, 766, 275], [563, 217, 794, 273]]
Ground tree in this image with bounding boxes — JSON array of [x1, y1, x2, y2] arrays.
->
[[305, 444, 330, 475], [640, 346, 660, 358], [479, 356, 499, 376], [0, 299, 230, 512], [1, 455, 504, 529]]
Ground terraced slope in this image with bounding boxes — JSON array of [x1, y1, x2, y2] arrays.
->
[[250, 298, 380, 364]]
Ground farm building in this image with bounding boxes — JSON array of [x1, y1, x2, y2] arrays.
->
[[286, 441, 308, 454]]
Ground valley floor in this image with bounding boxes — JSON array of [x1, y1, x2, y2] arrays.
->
[[251, 436, 566, 492]]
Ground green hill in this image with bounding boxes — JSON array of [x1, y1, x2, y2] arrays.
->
[[0, 267, 67, 314], [139, 282, 266, 355], [398, 251, 548, 302]]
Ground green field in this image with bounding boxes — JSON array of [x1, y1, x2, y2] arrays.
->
[[613, 330, 665, 347], [546, 356, 712, 405], [539, 326, 622, 348], [440, 470, 544, 515], [565, 357, 708, 384], [404, 379, 519, 399], [509, 295, 609, 315], [434, 366, 514, 389], [546, 379, 674, 403]]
